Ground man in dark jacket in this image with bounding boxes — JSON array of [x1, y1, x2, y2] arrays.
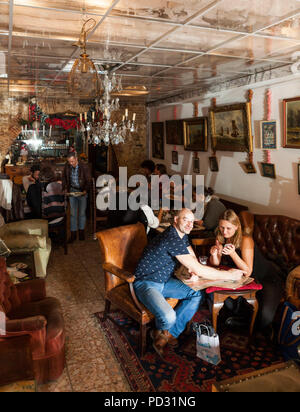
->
[[62, 152, 91, 241]]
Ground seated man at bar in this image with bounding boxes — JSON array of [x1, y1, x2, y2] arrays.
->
[[133, 208, 245, 357]]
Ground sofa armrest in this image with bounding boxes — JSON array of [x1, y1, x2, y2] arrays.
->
[[3, 316, 47, 358], [286, 265, 300, 309], [15, 279, 46, 303], [3, 219, 49, 237], [5, 316, 47, 333], [102, 262, 135, 283], [3, 234, 46, 250]]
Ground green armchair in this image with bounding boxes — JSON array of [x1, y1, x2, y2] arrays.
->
[[0, 219, 51, 278]]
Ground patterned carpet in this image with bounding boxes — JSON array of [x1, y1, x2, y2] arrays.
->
[[95, 310, 284, 392]]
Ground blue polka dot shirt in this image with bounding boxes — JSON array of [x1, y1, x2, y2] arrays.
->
[[134, 225, 190, 283]]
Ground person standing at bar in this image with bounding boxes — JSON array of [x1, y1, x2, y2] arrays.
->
[[62, 152, 91, 242]]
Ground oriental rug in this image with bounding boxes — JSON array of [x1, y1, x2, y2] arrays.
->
[[94, 310, 284, 392]]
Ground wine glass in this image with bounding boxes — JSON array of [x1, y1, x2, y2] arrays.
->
[[199, 256, 208, 265]]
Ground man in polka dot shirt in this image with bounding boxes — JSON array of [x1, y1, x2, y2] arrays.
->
[[134, 208, 245, 357]]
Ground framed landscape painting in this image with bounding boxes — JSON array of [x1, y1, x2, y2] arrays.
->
[[209, 102, 253, 152], [166, 120, 184, 145], [152, 122, 164, 159], [283, 97, 300, 148], [183, 117, 208, 151]]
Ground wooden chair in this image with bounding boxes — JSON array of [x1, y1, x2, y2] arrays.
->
[[96, 222, 178, 357], [191, 237, 215, 258], [91, 177, 109, 240]]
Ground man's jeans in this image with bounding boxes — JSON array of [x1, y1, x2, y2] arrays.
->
[[134, 277, 203, 338], [69, 194, 87, 231]]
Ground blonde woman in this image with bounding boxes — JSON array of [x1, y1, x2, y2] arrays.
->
[[210, 209, 284, 338], [210, 209, 253, 277]]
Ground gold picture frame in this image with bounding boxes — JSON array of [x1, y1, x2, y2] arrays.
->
[[183, 117, 208, 151], [209, 102, 253, 152], [283, 97, 300, 148]]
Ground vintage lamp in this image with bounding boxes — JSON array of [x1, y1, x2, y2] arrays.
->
[[68, 18, 101, 98]]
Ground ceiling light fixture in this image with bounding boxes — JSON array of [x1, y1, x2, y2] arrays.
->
[[68, 18, 101, 98]]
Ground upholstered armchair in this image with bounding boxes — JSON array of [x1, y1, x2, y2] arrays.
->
[[0, 258, 65, 384], [0, 219, 51, 278], [97, 222, 178, 357]]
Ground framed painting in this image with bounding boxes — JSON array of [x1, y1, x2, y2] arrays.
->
[[209, 156, 219, 172], [172, 150, 178, 165], [152, 122, 164, 159], [260, 120, 277, 149], [184, 117, 208, 151], [193, 157, 200, 173], [209, 102, 253, 152], [261, 162, 276, 179], [166, 120, 184, 145], [283, 97, 300, 148], [241, 161, 257, 174]]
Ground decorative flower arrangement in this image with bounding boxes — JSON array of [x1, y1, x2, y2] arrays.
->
[[45, 117, 79, 131]]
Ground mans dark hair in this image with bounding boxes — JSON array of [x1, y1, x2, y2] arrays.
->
[[67, 152, 77, 159], [141, 160, 155, 173], [30, 164, 40, 174], [155, 163, 167, 175]]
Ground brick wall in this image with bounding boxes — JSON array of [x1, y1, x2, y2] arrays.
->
[[0, 96, 147, 176], [112, 99, 147, 177], [0, 96, 25, 165]]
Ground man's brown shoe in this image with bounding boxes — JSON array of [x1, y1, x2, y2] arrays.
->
[[164, 331, 178, 347], [150, 329, 178, 357]]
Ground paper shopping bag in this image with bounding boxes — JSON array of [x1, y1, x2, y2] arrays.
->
[[195, 324, 221, 365]]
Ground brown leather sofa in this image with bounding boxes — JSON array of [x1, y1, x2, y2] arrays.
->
[[240, 211, 300, 307], [0, 258, 65, 384]]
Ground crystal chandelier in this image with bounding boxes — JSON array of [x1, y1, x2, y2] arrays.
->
[[80, 70, 137, 146]]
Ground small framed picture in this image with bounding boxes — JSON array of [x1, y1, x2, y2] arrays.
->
[[209, 156, 219, 172], [260, 120, 277, 149], [172, 150, 178, 165], [261, 162, 276, 179], [193, 157, 200, 173], [241, 161, 257, 174], [298, 164, 300, 195]]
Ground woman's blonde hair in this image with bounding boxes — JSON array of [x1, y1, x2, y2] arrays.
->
[[215, 209, 242, 248]]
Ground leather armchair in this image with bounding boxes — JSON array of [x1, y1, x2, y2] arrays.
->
[[0, 219, 51, 278], [97, 222, 178, 357], [240, 211, 300, 308], [0, 258, 65, 383]]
